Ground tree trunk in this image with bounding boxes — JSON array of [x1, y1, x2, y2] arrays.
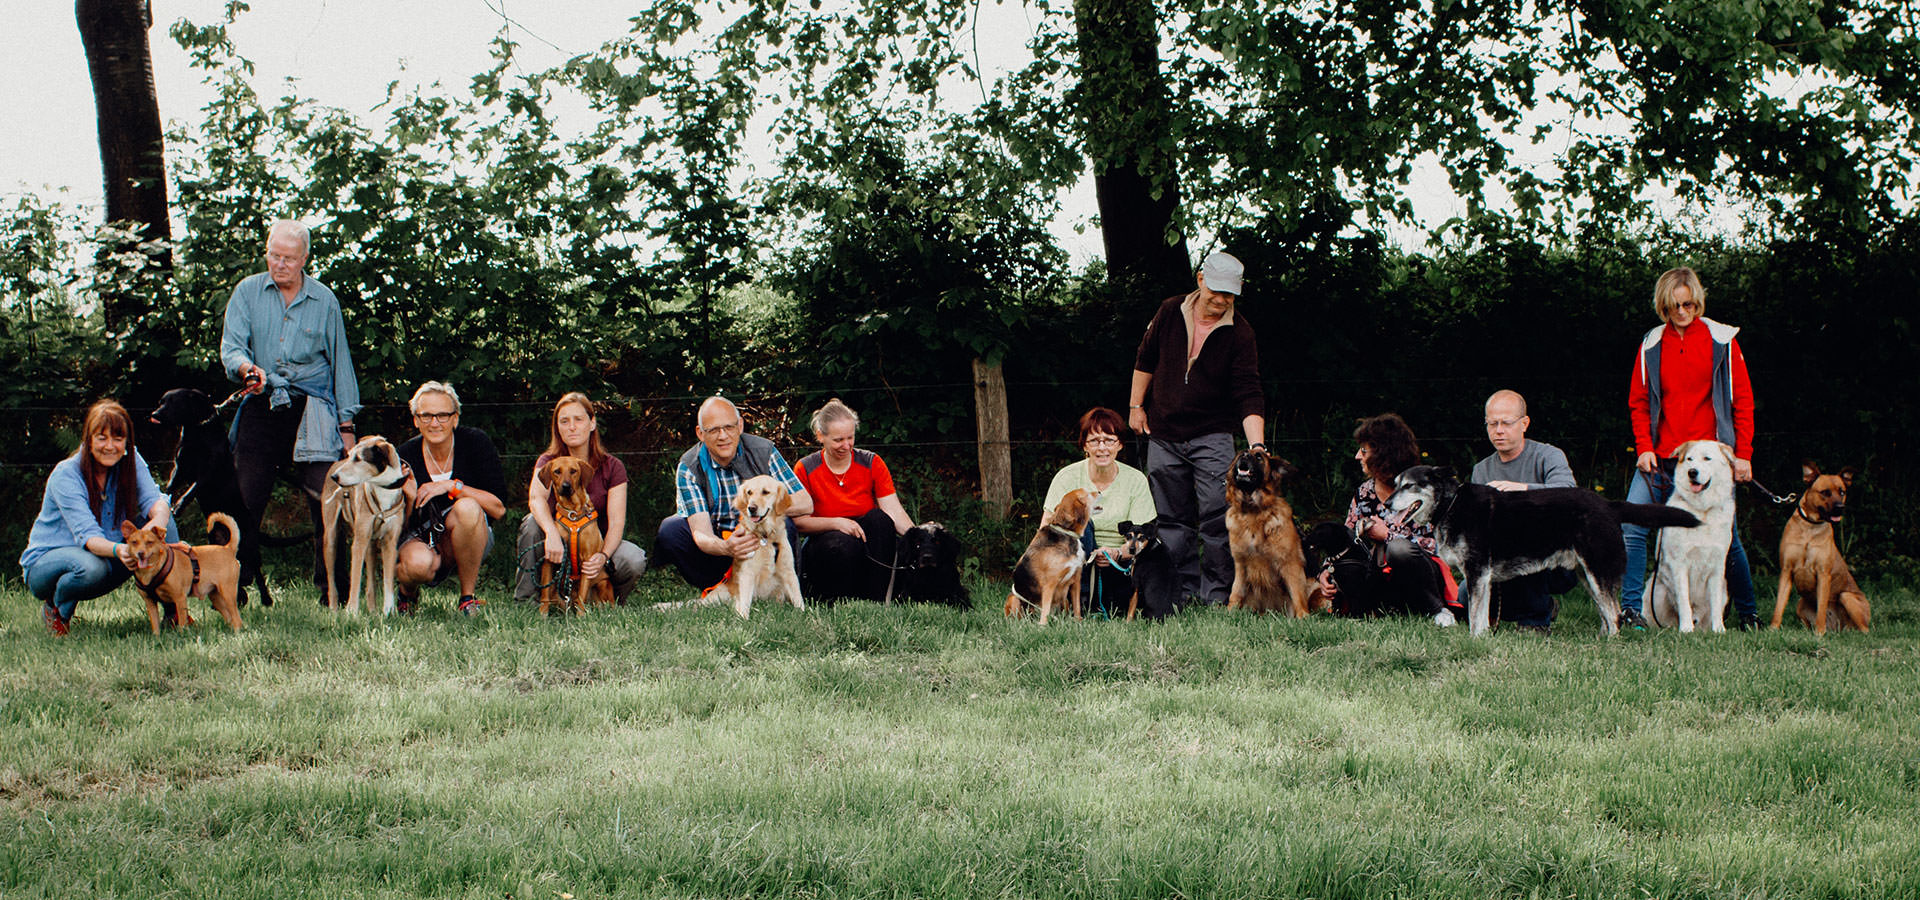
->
[[1072, 0, 1191, 299], [972, 358, 1011, 521], [77, 0, 173, 322]]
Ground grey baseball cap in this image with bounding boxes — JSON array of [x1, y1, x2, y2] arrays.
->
[[1201, 252, 1244, 295]]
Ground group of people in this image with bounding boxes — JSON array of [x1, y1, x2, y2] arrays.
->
[[21, 223, 1756, 637]]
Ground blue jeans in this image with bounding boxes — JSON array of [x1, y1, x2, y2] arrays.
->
[[25, 547, 133, 621], [1145, 433, 1234, 607], [1620, 469, 1756, 620]]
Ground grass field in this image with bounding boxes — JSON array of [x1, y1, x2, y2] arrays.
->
[[3, 573, 1917, 899]]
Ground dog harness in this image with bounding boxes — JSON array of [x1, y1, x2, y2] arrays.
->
[[555, 506, 600, 577], [134, 544, 202, 625]]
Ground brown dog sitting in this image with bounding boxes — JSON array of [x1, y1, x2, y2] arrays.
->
[[121, 511, 245, 634], [1224, 446, 1317, 616], [1006, 489, 1092, 624], [1772, 462, 1870, 635], [537, 455, 613, 615]]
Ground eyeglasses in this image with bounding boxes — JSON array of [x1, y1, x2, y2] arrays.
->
[[1085, 436, 1121, 446], [1484, 417, 1523, 429], [1674, 300, 1700, 312], [414, 411, 456, 423], [701, 422, 742, 437]]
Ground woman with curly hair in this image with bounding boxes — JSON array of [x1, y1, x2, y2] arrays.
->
[[1314, 413, 1461, 625]]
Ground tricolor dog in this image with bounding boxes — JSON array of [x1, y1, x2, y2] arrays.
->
[[1006, 489, 1092, 624]]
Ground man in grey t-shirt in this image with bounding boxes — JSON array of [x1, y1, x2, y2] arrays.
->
[[1470, 390, 1578, 631]]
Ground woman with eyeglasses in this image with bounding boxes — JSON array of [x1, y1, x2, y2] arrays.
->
[[1617, 266, 1758, 631], [394, 381, 507, 616], [791, 398, 914, 602], [1040, 407, 1157, 618]]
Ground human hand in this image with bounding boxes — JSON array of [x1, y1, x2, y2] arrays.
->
[[543, 531, 565, 564], [1316, 568, 1338, 596], [833, 518, 866, 541], [581, 550, 607, 579], [414, 479, 452, 510], [1092, 547, 1118, 567], [1362, 518, 1389, 542], [725, 529, 763, 560], [241, 364, 267, 395], [1128, 406, 1149, 435], [1733, 457, 1753, 483], [1488, 480, 1528, 492], [1636, 451, 1659, 473]]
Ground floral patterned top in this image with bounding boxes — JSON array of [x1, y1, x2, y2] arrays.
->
[[1343, 478, 1437, 555]]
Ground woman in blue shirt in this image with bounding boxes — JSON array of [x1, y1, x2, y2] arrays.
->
[[20, 399, 175, 635]]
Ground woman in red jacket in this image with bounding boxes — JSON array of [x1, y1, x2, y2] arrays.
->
[[1619, 267, 1758, 631]]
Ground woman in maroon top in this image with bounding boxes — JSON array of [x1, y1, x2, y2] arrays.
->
[[513, 393, 648, 603]]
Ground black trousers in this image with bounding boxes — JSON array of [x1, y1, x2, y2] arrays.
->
[[232, 395, 332, 587], [1327, 538, 1447, 618], [799, 508, 899, 603]]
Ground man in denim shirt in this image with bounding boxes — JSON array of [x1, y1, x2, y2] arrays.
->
[[220, 219, 361, 593]]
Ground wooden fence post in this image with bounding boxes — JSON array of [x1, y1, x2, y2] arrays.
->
[[973, 358, 1011, 520]]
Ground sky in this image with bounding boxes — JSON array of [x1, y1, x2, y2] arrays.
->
[[5, 0, 1482, 264]]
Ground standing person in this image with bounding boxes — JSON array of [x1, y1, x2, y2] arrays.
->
[[654, 397, 814, 592], [1126, 251, 1265, 609], [1314, 413, 1460, 625], [219, 218, 360, 597], [792, 398, 913, 602], [514, 393, 648, 604], [394, 382, 507, 616], [1620, 266, 1759, 631], [1042, 407, 1158, 618], [1470, 390, 1579, 633], [21, 400, 178, 635]]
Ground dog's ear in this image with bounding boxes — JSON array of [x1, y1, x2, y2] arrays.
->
[[1432, 465, 1457, 483], [1117, 520, 1136, 535], [1802, 460, 1821, 483], [773, 483, 793, 517], [1669, 442, 1689, 459], [120, 520, 139, 538], [1272, 455, 1299, 481], [1839, 467, 1856, 489], [537, 460, 558, 491], [1717, 442, 1735, 463]]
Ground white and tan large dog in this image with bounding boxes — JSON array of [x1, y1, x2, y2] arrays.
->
[[321, 436, 409, 616], [1649, 440, 1737, 632], [670, 475, 804, 619]]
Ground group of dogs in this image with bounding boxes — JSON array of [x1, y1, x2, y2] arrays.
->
[[121, 387, 1869, 637], [1005, 443, 1871, 637]]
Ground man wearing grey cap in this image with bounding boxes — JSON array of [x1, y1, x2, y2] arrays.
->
[[1126, 252, 1266, 613]]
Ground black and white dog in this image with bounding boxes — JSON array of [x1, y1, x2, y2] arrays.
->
[[1385, 466, 1700, 636], [890, 522, 971, 607]]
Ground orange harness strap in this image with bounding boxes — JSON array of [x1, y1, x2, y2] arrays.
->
[[556, 507, 600, 578]]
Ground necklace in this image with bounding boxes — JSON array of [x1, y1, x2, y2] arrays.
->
[[826, 452, 852, 487], [425, 436, 455, 475]]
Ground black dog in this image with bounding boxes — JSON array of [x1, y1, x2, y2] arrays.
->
[[1116, 519, 1176, 619], [890, 522, 971, 606], [149, 387, 306, 608], [1302, 521, 1367, 617], [1386, 465, 1699, 636]]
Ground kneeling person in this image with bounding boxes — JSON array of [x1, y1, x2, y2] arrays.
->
[[396, 382, 507, 616], [655, 397, 813, 592], [1471, 390, 1579, 631], [793, 399, 912, 602], [516, 392, 648, 604]]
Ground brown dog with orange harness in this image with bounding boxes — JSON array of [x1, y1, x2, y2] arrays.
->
[[121, 512, 245, 634], [537, 455, 613, 615], [1771, 462, 1870, 634]]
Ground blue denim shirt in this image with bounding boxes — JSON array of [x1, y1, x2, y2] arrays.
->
[[220, 271, 361, 461], [20, 451, 176, 570]]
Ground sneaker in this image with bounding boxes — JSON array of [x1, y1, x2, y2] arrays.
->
[[458, 595, 484, 617], [1432, 608, 1456, 628], [396, 589, 419, 617], [42, 603, 69, 637], [1618, 608, 1649, 631]]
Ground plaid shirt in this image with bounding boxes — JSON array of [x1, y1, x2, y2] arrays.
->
[[674, 444, 804, 532]]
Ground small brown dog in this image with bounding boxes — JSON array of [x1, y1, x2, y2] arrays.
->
[[537, 455, 613, 615], [1772, 462, 1870, 634], [1224, 446, 1316, 616], [121, 511, 245, 634], [1006, 489, 1092, 624]]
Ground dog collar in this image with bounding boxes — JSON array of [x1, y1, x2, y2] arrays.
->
[[135, 545, 201, 602], [376, 470, 407, 491], [1047, 524, 1082, 540], [1795, 507, 1829, 526]]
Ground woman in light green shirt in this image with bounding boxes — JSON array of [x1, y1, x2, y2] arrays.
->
[[1043, 407, 1157, 616]]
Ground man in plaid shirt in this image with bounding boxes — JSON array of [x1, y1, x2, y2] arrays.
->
[[654, 396, 813, 590]]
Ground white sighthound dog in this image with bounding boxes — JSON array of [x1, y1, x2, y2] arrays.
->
[[1649, 440, 1737, 632]]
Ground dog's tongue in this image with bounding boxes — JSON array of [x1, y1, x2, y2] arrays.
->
[[1689, 481, 1707, 493]]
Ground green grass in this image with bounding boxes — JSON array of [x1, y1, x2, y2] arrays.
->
[[3, 573, 1917, 899]]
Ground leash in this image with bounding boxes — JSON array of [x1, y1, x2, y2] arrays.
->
[[1745, 478, 1798, 506]]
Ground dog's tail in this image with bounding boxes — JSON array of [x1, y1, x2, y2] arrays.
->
[[207, 512, 242, 549], [1613, 502, 1700, 529]]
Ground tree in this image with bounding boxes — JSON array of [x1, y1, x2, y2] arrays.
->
[[76, 0, 172, 255]]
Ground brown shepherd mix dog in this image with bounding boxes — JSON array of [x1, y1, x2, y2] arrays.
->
[[1772, 462, 1870, 634], [1005, 489, 1092, 624], [538, 455, 614, 615], [121, 511, 245, 634], [1224, 446, 1319, 616]]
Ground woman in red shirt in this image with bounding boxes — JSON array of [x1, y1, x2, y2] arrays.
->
[[793, 399, 914, 602], [1619, 267, 1758, 630]]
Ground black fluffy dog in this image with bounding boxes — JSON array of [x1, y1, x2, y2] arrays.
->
[[890, 522, 971, 606], [150, 387, 306, 608], [1302, 521, 1367, 617]]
